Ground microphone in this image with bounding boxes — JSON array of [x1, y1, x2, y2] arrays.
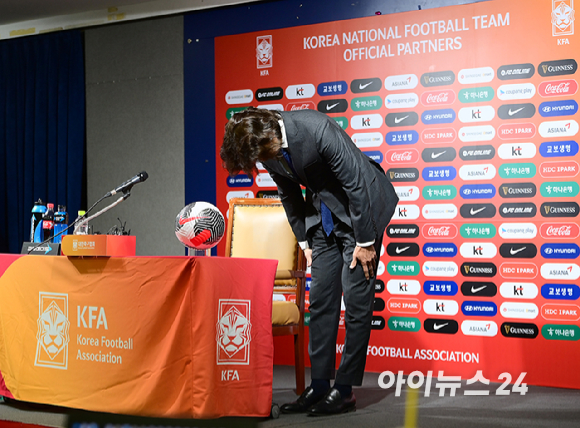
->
[[106, 171, 148, 197]]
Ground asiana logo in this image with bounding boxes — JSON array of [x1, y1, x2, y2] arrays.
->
[[256, 35, 273, 69], [216, 299, 252, 365], [35, 292, 70, 370]]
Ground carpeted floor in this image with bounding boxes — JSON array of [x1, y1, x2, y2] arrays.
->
[[1, 366, 580, 428]]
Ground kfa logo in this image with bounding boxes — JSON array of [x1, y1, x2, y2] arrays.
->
[[35, 292, 70, 370], [216, 299, 252, 365], [552, 0, 575, 37], [256, 35, 273, 69]]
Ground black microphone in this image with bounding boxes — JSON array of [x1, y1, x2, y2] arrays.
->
[[106, 171, 148, 197]]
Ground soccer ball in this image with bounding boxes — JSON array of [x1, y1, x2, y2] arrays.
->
[[175, 202, 226, 250]]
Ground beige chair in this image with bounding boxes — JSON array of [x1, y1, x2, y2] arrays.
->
[[225, 198, 306, 394]]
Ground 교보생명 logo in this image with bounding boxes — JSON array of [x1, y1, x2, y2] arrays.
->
[[216, 299, 252, 365], [35, 292, 70, 370], [552, 0, 575, 37], [256, 35, 273, 69]]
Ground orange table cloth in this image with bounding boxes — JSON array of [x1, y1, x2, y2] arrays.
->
[[0, 254, 276, 418]]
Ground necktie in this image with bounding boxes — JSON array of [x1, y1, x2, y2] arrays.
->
[[281, 149, 334, 236]]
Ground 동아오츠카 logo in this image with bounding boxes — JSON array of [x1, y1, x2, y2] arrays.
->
[[216, 299, 252, 365], [35, 292, 70, 369], [552, 0, 575, 36], [256, 35, 273, 69]]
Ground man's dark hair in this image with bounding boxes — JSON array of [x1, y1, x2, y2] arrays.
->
[[220, 107, 282, 176]]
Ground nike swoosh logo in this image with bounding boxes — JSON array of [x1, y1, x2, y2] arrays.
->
[[395, 246, 410, 254], [433, 323, 449, 330], [359, 82, 373, 90], [178, 216, 209, 225], [510, 247, 526, 255], [326, 102, 340, 111], [471, 285, 487, 293], [508, 107, 525, 116], [431, 151, 446, 159], [394, 115, 409, 124], [470, 207, 486, 215]]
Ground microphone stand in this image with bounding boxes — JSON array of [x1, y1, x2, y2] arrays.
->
[[73, 192, 131, 234]]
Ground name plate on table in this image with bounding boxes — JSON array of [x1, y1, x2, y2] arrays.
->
[[61, 235, 136, 256], [21, 242, 61, 256]]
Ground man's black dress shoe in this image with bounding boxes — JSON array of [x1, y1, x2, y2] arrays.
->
[[280, 386, 327, 413], [307, 387, 356, 416]]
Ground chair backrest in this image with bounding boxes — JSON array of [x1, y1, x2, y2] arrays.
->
[[225, 198, 303, 289]]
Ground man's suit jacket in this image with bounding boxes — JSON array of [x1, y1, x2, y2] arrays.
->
[[262, 109, 399, 246]]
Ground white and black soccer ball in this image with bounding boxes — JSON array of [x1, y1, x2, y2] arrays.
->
[[175, 202, 225, 250]]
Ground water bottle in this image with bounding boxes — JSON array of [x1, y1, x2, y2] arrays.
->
[[74, 210, 88, 235], [42, 203, 55, 243], [53, 205, 68, 244], [31, 199, 46, 243]]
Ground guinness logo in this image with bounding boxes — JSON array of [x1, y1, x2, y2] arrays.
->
[[538, 59, 578, 77], [501, 322, 539, 339], [461, 262, 497, 277], [541, 202, 579, 217], [387, 168, 419, 182], [420, 71, 456, 87], [499, 183, 536, 199]]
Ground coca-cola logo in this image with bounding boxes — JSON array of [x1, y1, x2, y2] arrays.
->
[[540, 223, 580, 239], [286, 101, 316, 111], [385, 149, 419, 164], [539, 79, 578, 97], [420, 89, 456, 106], [422, 223, 458, 239]]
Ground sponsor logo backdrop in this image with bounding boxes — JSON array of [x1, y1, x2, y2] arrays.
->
[[213, 0, 580, 387]]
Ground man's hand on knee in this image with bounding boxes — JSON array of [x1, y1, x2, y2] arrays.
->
[[349, 245, 376, 280]]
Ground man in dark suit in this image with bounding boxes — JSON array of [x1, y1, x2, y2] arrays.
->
[[221, 107, 398, 416]]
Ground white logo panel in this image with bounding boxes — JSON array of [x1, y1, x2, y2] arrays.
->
[[500, 282, 539, 299], [499, 302, 539, 319], [35, 292, 70, 370], [385, 74, 418, 91], [217, 299, 252, 365], [387, 279, 421, 295], [422, 261, 458, 277], [423, 299, 459, 316]]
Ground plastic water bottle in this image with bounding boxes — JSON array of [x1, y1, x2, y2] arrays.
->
[[74, 210, 88, 235], [31, 199, 46, 243], [53, 205, 68, 244], [42, 203, 55, 243]]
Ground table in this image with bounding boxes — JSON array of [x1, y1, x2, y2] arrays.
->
[[0, 254, 277, 418]]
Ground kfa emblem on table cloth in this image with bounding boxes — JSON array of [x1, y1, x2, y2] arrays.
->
[[35, 292, 70, 369], [216, 299, 252, 365]]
